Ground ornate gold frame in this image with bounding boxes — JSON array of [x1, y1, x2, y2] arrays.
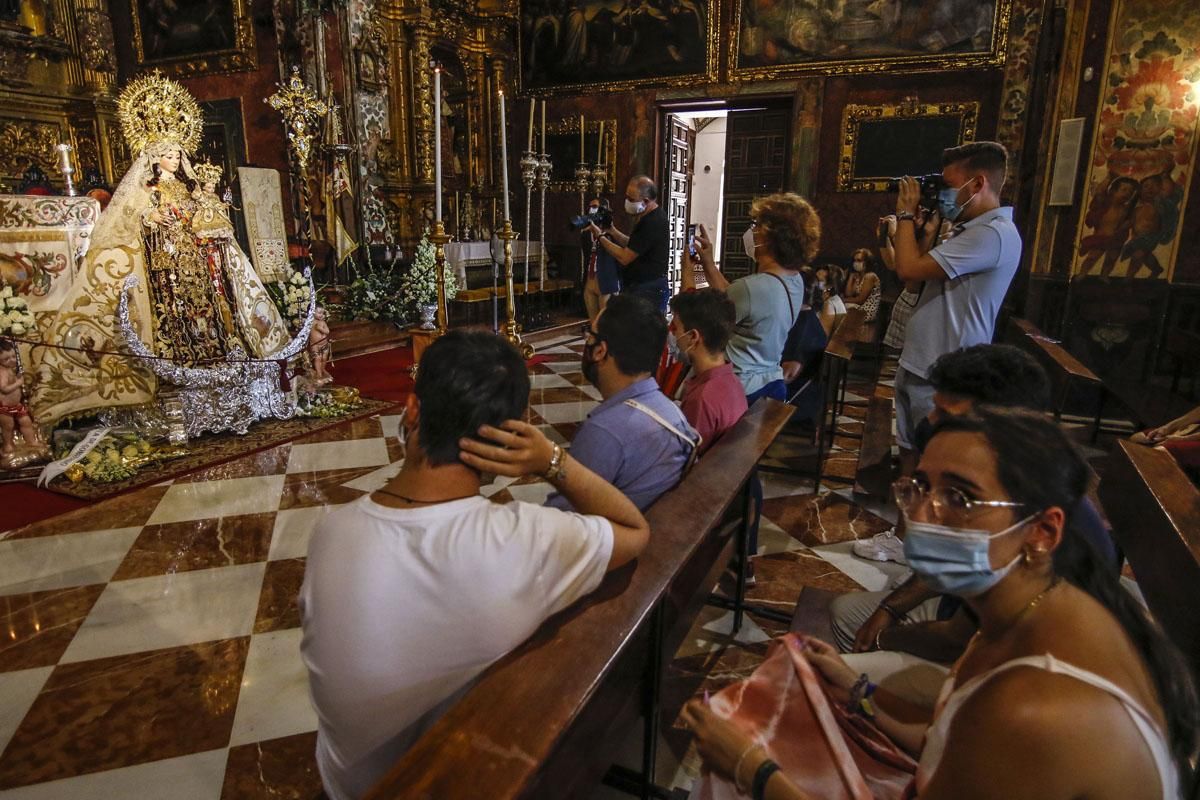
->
[[731, 0, 1012, 81], [517, 1, 718, 97], [837, 100, 979, 191], [545, 117, 616, 193], [130, 0, 257, 77]]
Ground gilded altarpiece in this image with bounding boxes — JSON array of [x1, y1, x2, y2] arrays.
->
[[367, 0, 517, 250]]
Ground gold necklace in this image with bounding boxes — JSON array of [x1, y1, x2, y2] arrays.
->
[[374, 486, 475, 505], [980, 576, 1061, 641]]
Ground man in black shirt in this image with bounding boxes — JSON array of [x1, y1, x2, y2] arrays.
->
[[590, 175, 670, 312]]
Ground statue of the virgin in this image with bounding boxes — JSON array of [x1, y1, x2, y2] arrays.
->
[[30, 72, 292, 426]]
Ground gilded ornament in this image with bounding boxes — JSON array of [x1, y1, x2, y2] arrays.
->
[[193, 160, 223, 187], [0, 120, 62, 178], [266, 67, 329, 173], [117, 71, 204, 155]]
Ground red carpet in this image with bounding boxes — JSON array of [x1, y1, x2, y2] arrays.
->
[[1, 482, 89, 533], [330, 345, 415, 404]]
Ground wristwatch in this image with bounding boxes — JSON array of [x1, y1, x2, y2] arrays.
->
[[895, 211, 916, 221], [542, 443, 567, 482]]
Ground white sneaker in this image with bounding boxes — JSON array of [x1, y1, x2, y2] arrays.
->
[[852, 529, 907, 565]]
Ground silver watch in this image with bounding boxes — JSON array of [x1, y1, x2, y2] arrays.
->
[[542, 443, 567, 481]]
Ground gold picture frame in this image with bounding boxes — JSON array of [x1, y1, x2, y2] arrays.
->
[[838, 100, 979, 192], [544, 118, 616, 193], [518, 1, 718, 97], [130, 0, 257, 77], [732, 0, 1012, 81]]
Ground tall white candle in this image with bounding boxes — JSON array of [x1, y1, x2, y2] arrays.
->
[[579, 114, 584, 155], [434, 66, 442, 222], [499, 90, 511, 220], [540, 100, 546, 153], [527, 100, 535, 151], [597, 121, 604, 165]]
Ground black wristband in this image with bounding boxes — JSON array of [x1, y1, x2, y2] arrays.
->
[[752, 758, 780, 800]]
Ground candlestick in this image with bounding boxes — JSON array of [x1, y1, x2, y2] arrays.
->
[[596, 121, 604, 166], [499, 91, 511, 221], [579, 114, 584, 155], [498, 219, 534, 358], [433, 66, 442, 222], [428, 219, 452, 335], [527, 99, 535, 151], [55, 143, 77, 197]]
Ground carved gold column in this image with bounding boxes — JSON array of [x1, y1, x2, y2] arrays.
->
[[383, 19, 411, 182], [411, 23, 434, 186]]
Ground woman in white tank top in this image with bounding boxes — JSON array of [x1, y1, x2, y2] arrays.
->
[[683, 407, 1197, 799]]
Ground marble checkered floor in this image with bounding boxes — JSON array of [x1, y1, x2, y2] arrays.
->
[[0, 328, 904, 799]]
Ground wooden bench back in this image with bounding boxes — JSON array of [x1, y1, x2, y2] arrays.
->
[[367, 399, 795, 800], [1099, 440, 1200, 675], [1007, 318, 1100, 386], [826, 307, 867, 362]]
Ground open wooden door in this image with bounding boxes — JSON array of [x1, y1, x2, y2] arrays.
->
[[720, 105, 791, 281], [662, 114, 695, 296]]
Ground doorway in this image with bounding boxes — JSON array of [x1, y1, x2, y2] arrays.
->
[[659, 98, 793, 295]]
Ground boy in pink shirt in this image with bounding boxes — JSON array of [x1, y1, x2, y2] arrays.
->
[[669, 289, 748, 455]]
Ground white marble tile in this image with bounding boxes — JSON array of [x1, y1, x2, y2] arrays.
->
[[286, 438, 390, 474], [537, 424, 569, 447], [529, 372, 572, 389], [479, 475, 517, 498], [531, 401, 597, 424], [61, 562, 267, 663], [340, 460, 404, 494], [758, 471, 813, 501], [543, 361, 583, 373], [0, 748, 228, 800], [578, 384, 603, 400], [229, 628, 317, 746], [756, 517, 801, 556], [378, 413, 405, 440], [505, 481, 555, 506], [809, 541, 909, 593], [538, 345, 577, 354], [0, 528, 142, 597], [147, 475, 287, 525], [269, 506, 331, 561], [0, 666, 53, 756]]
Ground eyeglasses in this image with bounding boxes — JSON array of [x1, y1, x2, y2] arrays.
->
[[580, 322, 605, 343], [891, 477, 1025, 524]]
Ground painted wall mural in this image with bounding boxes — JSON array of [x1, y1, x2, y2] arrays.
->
[[1073, 0, 1200, 280]]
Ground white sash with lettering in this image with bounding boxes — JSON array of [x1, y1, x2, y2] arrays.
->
[[37, 427, 111, 487]]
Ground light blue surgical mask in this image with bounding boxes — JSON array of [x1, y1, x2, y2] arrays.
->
[[667, 329, 694, 366], [937, 178, 979, 222], [902, 513, 1034, 597], [742, 226, 758, 261]]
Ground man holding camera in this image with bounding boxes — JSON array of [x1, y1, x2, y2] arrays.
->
[[579, 197, 620, 321], [590, 175, 670, 312], [889, 141, 1022, 469]]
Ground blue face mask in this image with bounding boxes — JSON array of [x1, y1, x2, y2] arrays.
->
[[902, 513, 1033, 597], [937, 178, 979, 222], [667, 329, 694, 366]]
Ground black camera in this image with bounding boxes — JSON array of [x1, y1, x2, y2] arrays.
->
[[570, 206, 613, 231], [886, 173, 947, 212]]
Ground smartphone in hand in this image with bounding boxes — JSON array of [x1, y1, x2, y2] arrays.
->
[[687, 223, 698, 258]]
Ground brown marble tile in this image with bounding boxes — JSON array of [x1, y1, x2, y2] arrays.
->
[[523, 406, 549, 426], [531, 352, 581, 363], [747, 549, 864, 602], [221, 731, 323, 800], [0, 584, 106, 672], [551, 421, 583, 442], [112, 513, 276, 581], [0, 637, 249, 789], [487, 489, 515, 505], [5, 484, 172, 542], [278, 469, 373, 510], [762, 492, 891, 547], [385, 436, 406, 463], [254, 558, 305, 634], [177, 446, 292, 483], [556, 370, 591, 387], [290, 415, 385, 445]]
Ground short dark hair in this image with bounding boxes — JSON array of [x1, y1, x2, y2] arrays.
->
[[942, 141, 1008, 189], [414, 330, 530, 466], [629, 175, 658, 201], [596, 293, 667, 376], [928, 344, 1050, 411], [669, 288, 735, 353], [588, 197, 610, 210]]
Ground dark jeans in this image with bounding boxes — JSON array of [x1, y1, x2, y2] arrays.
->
[[624, 278, 670, 313], [745, 379, 787, 406]]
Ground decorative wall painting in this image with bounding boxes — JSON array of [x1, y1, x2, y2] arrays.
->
[[1072, 0, 1200, 281], [733, 0, 1011, 78], [130, 0, 257, 76], [519, 0, 716, 95]]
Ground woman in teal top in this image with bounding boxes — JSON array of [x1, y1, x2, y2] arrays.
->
[[693, 193, 819, 403]]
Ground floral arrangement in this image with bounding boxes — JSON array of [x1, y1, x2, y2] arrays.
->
[[340, 266, 407, 323], [297, 386, 362, 418], [0, 285, 34, 337], [399, 233, 459, 319], [59, 432, 187, 484], [265, 269, 314, 331]]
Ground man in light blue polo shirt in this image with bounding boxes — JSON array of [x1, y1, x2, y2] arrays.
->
[[547, 293, 699, 512], [889, 141, 1022, 469]]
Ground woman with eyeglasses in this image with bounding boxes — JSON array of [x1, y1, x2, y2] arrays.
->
[[682, 406, 1197, 800], [691, 194, 818, 405]]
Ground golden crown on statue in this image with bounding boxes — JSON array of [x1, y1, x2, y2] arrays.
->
[[117, 71, 204, 155], [193, 160, 223, 185]]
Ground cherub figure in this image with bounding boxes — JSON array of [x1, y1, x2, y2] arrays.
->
[[0, 340, 47, 463], [309, 306, 332, 385]]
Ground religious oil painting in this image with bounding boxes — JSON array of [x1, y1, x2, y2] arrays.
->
[[519, 0, 717, 95], [1072, 0, 1200, 281], [733, 0, 1012, 78], [130, 0, 257, 76]]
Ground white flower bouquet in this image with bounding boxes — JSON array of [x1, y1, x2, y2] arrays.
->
[[399, 234, 459, 319], [267, 269, 313, 331], [0, 285, 35, 338]]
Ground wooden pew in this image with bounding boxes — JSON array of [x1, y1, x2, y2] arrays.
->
[[1099, 440, 1200, 677], [368, 400, 796, 800], [1007, 318, 1105, 437], [853, 390, 894, 499]]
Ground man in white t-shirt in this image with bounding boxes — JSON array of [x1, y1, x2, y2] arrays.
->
[[299, 330, 650, 800], [889, 141, 1022, 473]]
